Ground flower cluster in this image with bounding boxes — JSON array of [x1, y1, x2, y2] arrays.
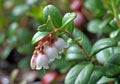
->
[[30, 34, 68, 70]]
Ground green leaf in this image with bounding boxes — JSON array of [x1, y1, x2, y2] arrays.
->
[[12, 4, 29, 16], [116, 0, 120, 7], [32, 31, 49, 44], [1, 47, 12, 59], [96, 48, 113, 64], [109, 19, 118, 28], [98, 17, 111, 30], [0, 33, 5, 46], [7, 22, 18, 37], [62, 12, 76, 34], [114, 47, 120, 54], [8, 36, 18, 47], [65, 21, 74, 34], [87, 19, 101, 34], [104, 63, 120, 77], [37, 24, 47, 31], [66, 44, 86, 61], [75, 63, 94, 84], [107, 53, 120, 65], [98, 17, 115, 34], [97, 76, 116, 84], [51, 57, 71, 73], [62, 12, 76, 28], [17, 29, 32, 44], [90, 38, 117, 56], [17, 44, 34, 54], [84, 0, 105, 17], [110, 30, 120, 41], [103, 53, 120, 77], [43, 5, 62, 27], [73, 28, 92, 54], [37, 16, 55, 32], [88, 66, 103, 84], [110, 30, 120, 38], [46, 15, 55, 29], [65, 63, 86, 84], [18, 57, 30, 69]]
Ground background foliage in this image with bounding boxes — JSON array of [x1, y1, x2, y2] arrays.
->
[[0, 0, 120, 84]]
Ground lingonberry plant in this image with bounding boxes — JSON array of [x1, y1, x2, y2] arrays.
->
[[31, 1, 120, 83]]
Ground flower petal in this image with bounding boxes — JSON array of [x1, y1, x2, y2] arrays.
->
[[53, 38, 68, 53], [30, 54, 37, 70], [36, 53, 49, 70], [45, 46, 58, 61]]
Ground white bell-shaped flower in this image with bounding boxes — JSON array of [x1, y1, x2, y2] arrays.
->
[[53, 38, 69, 53], [44, 45, 59, 62], [36, 53, 49, 70], [30, 54, 38, 70]]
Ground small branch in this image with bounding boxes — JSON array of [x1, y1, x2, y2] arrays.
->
[[111, 0, 120, 29], [65, 31, 91, 60]]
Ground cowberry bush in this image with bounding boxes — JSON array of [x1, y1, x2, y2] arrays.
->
[[31, 0, 120, 83], [2, 0, 120, 83]]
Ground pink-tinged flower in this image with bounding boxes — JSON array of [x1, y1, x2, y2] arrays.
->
[[36, 53, 49, 70], [30, 54, 38, 70], [53, 38, 69, 53], [44, 45, 58, 62]]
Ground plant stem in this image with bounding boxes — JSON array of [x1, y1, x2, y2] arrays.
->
[[65, 31, 91, 60], [111, 0, 120, 29]]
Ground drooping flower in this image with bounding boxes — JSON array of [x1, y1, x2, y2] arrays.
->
[[53, 38, 69, 53], [44, 45, 59, 62], [30, 33, 69, 70], [36, 53, 49, 70]]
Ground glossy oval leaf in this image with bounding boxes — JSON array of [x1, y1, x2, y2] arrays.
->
[[17, 29, 32, 44], [0, 33, 6, 46], [12, 4, 29, 16], [75, 63, 94, 84], [43, 5, 62, 28], [66, 44, 86, 61], [90, 38, 117, 56], [103, 53, 120, 77], [17, 44, 34, 54], [65, 63, 86, 84], [97, 76, 116, 84], [109, 19, 118, 29], [62, 12, 76, 28], [84, 0, 105, 17], [103, 63, 120, 77], [64, 21, 74, 34], [8, 22, 18, 37], [105, 53, 120, 65], [110, 30, 120, 41], [46, 15, 55, 30], [37, 16, 56, 32], [88, 66, 103, 84], [96, 48, 113, 64], [32, 31, 49, 44], [98, 17, 115, 34], [114, 47, 120, 54], [73, 28, 92, 55], [37, 24, 47, 31], [87, 19, 101, 34], [18, 57, 30, 69], [1, 47, 12, 59]]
